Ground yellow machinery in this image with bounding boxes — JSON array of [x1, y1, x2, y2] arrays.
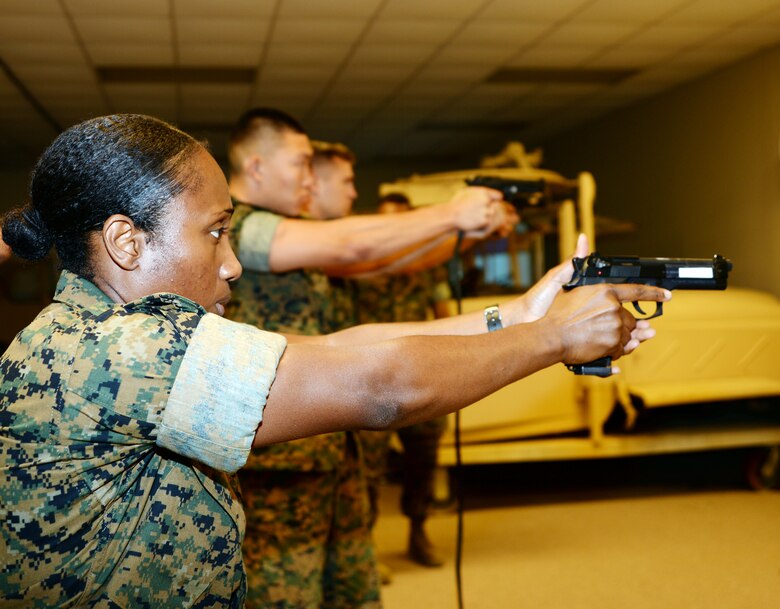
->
[[381, 160, 780, 489]]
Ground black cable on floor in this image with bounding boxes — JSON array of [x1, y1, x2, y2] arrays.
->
[[449, 232, 465, 609]]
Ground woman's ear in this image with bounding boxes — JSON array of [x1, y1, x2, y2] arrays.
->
[[101, 214, 145, 271]]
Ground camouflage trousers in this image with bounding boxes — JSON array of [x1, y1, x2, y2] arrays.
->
[[358, 417, 447, 528], [238, 443, 380, 609]]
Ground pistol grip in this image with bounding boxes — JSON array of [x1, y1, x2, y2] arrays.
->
[[567, 357, 613, 377]]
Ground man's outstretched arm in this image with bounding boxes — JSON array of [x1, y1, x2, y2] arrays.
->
[[266, 187, 508, 272]]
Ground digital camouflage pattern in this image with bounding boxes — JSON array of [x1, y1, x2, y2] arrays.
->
[[227, 202, 332, 337], [323, 277, 358, 333], [354, 270, 449, 524], [226, 201, 346, 472], [241, 443, 379, 609], [0, 271, 247, 608], [226, 202, 377, 608]]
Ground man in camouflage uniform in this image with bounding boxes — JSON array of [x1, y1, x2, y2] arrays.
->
[[353, 194, 452, 570], [224, 109, 514, 608]]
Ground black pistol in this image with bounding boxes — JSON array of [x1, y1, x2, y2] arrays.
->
[[562, 253, 732, 377], [465, 176, 546, 208]]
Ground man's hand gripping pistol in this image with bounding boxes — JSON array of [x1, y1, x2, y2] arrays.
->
[[563, 253, 732, 377]]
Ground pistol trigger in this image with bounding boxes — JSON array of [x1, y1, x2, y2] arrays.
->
[[632, 301, 646, 316]]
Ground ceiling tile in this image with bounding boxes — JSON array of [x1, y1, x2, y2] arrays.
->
[[2, 0, 61, 15], [415, 63, 494, 84], [73, 16, 171, 43], [48, 93, 104, 111], [259, 64, 337, 84], [587, 44, 679, 68], [12, 64, 94, 84], [24, 80, 101, 100], [65, 0, 169, 16], [87, 43, 175, 65], [1, 42, 84, 65], [253, 81, 326, 99], [621, 65, 701, 90], [0, 15, 75, 43], [432, 44, 522, 66], [481, 0, 592, 21], [509, 45, 603, 68], [451, 21, 552, 47], [173, 0, 276, 18], [756, 4, 780, 23], [302, 105, 370, 120], [394, 82, 465, 103], [625, 23, 725, 48], [363, 19, 461, 44], [104, 83, 176, 103], [180, 84, 252, 103], [279, 0, 383, 18], [349, 43, 437, 66], [316, 96, 385, 112], [575, 0, 690, 23], [380, 0, 487, 19], [264, 43, 352, 66], [178, 107, 231, 124], [663, 0, 780, 24], [176, 17, 269, 45], [469, 82, 540, 100], [178, 43, 264, 67], [541, 23, 641, 46], [665, 45, 759, 70], [711, 24, 780, 48], [273, 19, 368, 44], [324, 82, 397, 100], [336, 64, 417, 84]]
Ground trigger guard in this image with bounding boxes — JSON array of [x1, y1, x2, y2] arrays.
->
[[631, 301, 664, 320]]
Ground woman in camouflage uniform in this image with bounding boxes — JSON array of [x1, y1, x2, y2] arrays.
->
[[0, 114, 666, 608]]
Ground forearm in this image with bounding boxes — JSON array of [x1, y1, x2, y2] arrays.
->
[[305, 297, 528, 346], [323, 234, 452, 278], [255, 321, 562, 446], [272, 206, 460, 271], [350, 233, 459, 278]]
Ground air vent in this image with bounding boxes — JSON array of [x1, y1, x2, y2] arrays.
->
[[486, 68, 637, 85], [97, 67, 256, 84]]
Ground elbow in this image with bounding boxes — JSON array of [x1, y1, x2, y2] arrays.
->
[[358, 344, 435, 430], [335, 236, 375, 265]]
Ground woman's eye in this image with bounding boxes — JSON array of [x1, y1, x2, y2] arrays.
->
[[210, 229, 222, 239]]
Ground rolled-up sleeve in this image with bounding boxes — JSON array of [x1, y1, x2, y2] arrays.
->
[[157, 313, 287, 473], [238, 210, 282, 272]]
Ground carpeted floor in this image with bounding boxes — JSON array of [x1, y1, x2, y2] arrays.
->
[[373, 449, 780, 609]]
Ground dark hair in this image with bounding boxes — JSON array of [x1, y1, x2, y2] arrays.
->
[[228, 107, 307, 173], [311, 140, 356, 167], [1, 114, 201, 279], [379, 192, 411, 206]]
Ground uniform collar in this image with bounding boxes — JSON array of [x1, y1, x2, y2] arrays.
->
[[53, 270, 206, 318], [53, 270, 117, 316]]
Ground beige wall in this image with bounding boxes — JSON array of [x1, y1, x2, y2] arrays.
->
[[542, 45, 780, 298]]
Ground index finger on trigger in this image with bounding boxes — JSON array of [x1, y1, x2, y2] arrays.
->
[[612, 284, 672, 303]]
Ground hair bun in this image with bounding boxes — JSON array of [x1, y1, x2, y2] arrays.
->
[[1, 206, 53, 261]]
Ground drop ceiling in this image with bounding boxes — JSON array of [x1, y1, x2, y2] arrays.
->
[[1, 0, 780, 166]]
